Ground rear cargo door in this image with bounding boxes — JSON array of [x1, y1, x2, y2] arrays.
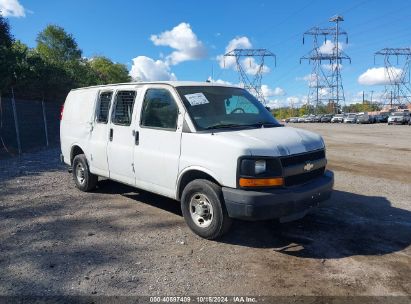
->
[[88, 90, 113, 176]]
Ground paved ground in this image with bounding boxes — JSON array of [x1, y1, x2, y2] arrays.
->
[[0, 123, 410, 298]]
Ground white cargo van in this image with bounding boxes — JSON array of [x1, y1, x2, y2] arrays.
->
[[60, 82, 333, 239]]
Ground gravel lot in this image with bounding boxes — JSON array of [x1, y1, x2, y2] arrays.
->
[[0, 123, 410, 298]]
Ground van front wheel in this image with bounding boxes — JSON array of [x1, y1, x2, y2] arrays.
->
[[72, 154, 98, 192], [181, 179, 232, 239]]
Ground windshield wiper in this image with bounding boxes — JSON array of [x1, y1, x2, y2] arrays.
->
[[205, 122, 280, 130], [205, 124, 253, 130], [243, 122, 280, 128]]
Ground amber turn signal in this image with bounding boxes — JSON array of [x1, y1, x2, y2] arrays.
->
[[239, 177, 284, 187]]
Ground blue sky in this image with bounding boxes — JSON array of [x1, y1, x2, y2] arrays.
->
[[3, 0, 411, 107]]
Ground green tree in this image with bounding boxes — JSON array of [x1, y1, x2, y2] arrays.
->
[[11, 41, 74, 101], [3, 22, 131, 101], [342, 102, 381, 113], [298, 104, 311, 116], [35, 25, 94, 99], [36, 25, 82, 64], [0, 14, 14, 96], [90, 56, 131, 84]]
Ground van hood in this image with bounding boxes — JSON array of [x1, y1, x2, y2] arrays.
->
[[209, 126, 324, 157]]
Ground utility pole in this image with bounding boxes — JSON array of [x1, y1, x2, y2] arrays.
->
[[300, 15, 350, 114], [374, 47, 411, 107], [224, 49, 276, 104]]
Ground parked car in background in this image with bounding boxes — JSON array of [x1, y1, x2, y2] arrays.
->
[[320, 114, 333, 123], [313, 115, 323, 122], [388, 111, 411, 125], [298, 115, 307, 123], [356, 112, 374, 124], [344, 113, 357, 124], [289, 117, 299, 123], [376, 112, 389, 123], [375, 113, 387, 123], [304, 115, 316, 123], [331, 114, 344, 123]]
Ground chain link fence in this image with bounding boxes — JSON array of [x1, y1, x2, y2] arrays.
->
[[0, 96, 62, 159]]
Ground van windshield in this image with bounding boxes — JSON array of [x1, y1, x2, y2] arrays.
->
[[176, 86, 281, 131]]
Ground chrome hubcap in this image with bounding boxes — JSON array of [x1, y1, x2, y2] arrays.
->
[[75, 163, 86, 185], [189, 193, 213, 228]]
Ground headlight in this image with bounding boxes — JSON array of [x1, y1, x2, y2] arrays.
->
[[255, 160, 266, 175], [238, 157, 283, 188], [239, 157, 282, 177]]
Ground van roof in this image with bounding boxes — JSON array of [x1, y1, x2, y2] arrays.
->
[[70, 81, 238, 91]]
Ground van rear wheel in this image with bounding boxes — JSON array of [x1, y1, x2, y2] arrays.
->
[[181, 179, 232, 239], [72, 154, 98, 192]]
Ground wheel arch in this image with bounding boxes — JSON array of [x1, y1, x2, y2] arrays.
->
[[176, 167, 221, 201], [70, 144, 85, 166]]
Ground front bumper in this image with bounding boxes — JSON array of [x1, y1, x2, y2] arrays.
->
[[388, 120, 405, 124], [222, 170, 334, 221]]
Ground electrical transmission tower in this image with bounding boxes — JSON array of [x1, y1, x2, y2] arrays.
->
[[374, 48, 411, 107], [300, 15, 351, 113], [224, 49, 276, 104]]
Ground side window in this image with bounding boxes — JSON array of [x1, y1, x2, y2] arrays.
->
[[141, 89, 178, 130], [112, 91, 136, 126], [96, 91, 112, 123], [225, 95, 259, 114]]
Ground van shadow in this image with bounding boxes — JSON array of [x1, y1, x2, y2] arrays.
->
[[95, 179, 182, 216], [95, 180, 411, 259], [220, 190, 411, 259]]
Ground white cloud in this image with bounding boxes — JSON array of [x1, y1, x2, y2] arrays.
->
[[319, 40, 335, 54], [217, 36, 252, 69], [150, 22, 206, 65], [319, 87, 330, 97], [297, 73, 318, 86], [286, 96, 300, 105], [261, 84, 285, 97], [206, 77, 234, 86], [129, 56, 176, 81], [0, 0, 25, 17], [358, 67, 403, 86], [318, 40, 344, 55], [217, 36, 271, 76], [322, 63, 342, 71], [242, 57, 271, 75], [266, 99, 283, 108]]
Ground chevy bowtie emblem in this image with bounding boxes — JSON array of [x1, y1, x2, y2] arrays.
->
[[304, 162, 314, 171]]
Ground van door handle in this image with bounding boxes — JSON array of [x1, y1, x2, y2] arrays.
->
[[135, 130, 139, 145], [109, 128, 113, 141]]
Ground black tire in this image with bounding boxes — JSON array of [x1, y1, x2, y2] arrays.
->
[[72, 154, 98, 192], [181, 179, 232, 239]]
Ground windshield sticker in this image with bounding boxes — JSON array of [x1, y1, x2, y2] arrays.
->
[[184, 93, 210, 106]]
